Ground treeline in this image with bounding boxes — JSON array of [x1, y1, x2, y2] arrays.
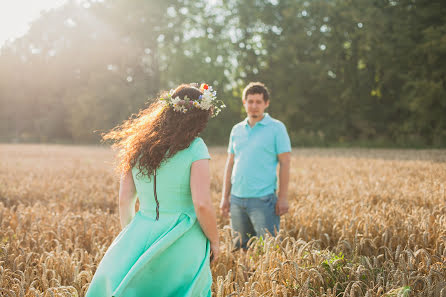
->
[[0, 0, 445, 146]]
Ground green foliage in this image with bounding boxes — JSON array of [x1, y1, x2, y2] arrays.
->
[[0, 0, 445, 146], [384, 286, 411, 297], [320, 251, 349, 292]]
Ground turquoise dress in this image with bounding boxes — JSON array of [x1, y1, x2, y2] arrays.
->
[[85, 137, 212, 297]]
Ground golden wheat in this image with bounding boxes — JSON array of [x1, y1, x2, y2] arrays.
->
[[0, 144, 445, 296]]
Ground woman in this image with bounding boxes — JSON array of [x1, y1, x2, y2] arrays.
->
[[85, 83, 224, 297]]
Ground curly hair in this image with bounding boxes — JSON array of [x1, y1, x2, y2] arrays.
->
[[242, 81, 270, 102], [103, 84, 211, 178]]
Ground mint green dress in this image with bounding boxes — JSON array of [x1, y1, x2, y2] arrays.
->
[[85, 138, 212, 297]]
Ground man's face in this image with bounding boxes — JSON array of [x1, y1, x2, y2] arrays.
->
[[243, 93, 269, 119]]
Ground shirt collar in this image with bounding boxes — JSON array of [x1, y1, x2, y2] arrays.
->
[[243, 113, 271, 127]]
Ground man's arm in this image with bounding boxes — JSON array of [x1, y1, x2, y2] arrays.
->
[[276, 152, 290, 216], [219, 153, 234, 217]]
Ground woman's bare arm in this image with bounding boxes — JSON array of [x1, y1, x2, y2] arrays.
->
[[119, 171, 138, 228], [190, 159, 220, 261]]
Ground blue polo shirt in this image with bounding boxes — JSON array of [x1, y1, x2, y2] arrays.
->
[[228, 113, 291, 198]]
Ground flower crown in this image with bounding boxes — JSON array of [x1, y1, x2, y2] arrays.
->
[[160, 83, 225, 117]]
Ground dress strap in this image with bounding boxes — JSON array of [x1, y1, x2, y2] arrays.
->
[[154, 170, 160, 221]]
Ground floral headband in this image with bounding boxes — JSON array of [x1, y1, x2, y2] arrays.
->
[[160, 83, 225, 117]]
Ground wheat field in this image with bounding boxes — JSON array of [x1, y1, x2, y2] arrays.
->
[[0, 144, 445, 297]]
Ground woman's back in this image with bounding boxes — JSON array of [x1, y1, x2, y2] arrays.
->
[[132, 137, 209, 215], [86, 137, 212, 297]]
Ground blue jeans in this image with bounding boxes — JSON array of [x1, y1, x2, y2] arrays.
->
[[230, 193, 280, 249]]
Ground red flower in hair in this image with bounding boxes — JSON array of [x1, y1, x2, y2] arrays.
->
[[200, 83, 209, 90]]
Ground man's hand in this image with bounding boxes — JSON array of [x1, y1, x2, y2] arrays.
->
[[275, 197, 289, 216], [219, 197, 230, 217], [277, 152, 290, 216], [221, 154, 234, 218]]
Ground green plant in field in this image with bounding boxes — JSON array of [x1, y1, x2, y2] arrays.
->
[[320, 251, 349, 293], [384, 286, 411, 297], [321, 251, 345, 271], [248, 235, 265, 258]]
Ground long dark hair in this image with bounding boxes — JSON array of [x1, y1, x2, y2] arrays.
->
[[103, 84, 211, 177]]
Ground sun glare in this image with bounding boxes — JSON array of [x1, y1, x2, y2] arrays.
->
[[0, 0, 68, 46]]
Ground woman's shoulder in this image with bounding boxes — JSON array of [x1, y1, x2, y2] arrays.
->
[[190, 137, 207, 148], [189, 137, 210, 161]]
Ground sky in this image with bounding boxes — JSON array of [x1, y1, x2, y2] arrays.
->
[[0, 0, 68, 46], [0, 0, 219, 47]]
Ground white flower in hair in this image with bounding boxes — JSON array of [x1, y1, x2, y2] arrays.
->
[[171, 96, 181, 105], [200, 96, 212, 110], [160, 83, 225, 117]]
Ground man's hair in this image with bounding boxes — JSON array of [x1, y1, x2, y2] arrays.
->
[[242, 82, 270, 102]]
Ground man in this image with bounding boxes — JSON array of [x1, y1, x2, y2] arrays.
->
[[220, 82, 291, 249]]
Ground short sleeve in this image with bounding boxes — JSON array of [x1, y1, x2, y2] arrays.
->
[[275, 122, 291, 155], [227, 127, 235, 154], [191, 137, 211, 162]]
